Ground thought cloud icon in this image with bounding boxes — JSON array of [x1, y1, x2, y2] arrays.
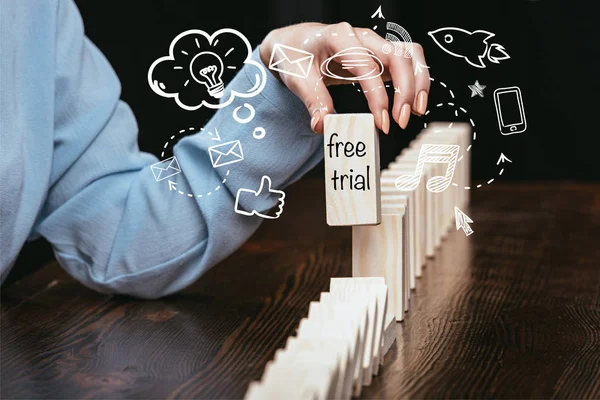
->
[[148, 28, 266, 110]]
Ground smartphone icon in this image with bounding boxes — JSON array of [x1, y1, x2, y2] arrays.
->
[[494, 86, 527, 135]]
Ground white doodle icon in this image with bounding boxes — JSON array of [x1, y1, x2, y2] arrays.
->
[[320, 48, 384, 81], [497, 153, 512, 165], [232, 103, 255, 124], [468, 80, 486, 97], [381, 22, 413, 58], [190, 51, 225, 99], [371, 5, 385, 19], [494, 86, 527, 135], [395, 144, 460, 193], [268, 44, 315, 79], [454, 206, 474, 236], [148, 28, 266, 110], [414, 61, 430, 76], [428, 27, 510, 68], [208, 140, 244, 168], [252, 127, 266, 139], [150, 156, 182, 182], [234, 176, 286, 219]]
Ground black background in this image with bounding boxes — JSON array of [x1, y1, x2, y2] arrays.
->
[[73, 0, 600, 180]]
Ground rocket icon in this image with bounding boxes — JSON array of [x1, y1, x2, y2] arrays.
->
[[428, 27, 510, 68]]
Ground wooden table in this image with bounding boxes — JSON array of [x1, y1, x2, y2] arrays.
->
[[2, 179, 599, 399]]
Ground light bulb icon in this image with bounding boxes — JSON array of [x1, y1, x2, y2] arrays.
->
[[190, 51, 225, 99]]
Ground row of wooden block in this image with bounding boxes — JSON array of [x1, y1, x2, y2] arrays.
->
[[244, 277, 397, 400], [353, 122, 472, 321]]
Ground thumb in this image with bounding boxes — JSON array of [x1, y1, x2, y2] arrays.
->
[[281, 72, 334, 134], [257, 175, 273, 195]]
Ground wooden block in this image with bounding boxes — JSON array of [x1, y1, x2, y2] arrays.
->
[[381, 182, 417, 289], [306, 302, 362, 399], [380, 196, 411, 314], [329, 278, 387, 381], [381, 172, 424, 277], [298, 314, 364, 396], [265, 348, 337, 400], [382, 313, 397, 358], [316, 293, 367, 395], [282, 338, 343, 399], [324, 114, 381, 226], [244, 381, 264, 400], [352, 212, 404, 322], [381, 203, 410, 314], [394, 150, 437, 256]]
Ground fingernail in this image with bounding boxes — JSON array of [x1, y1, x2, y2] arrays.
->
[[398, 103, 411, 129], [417, 91, 428, 115], [381, 109, 390, 135], [310, 109, 321, 133]]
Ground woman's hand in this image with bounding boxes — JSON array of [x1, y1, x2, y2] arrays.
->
[[260, 22, 430, 134]]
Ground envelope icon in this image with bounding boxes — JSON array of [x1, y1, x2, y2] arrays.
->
[[208, 140, 244, 168], [151, 156, 181, 182], [268, 43, 314, 79]]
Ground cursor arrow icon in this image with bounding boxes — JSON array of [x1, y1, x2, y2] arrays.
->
[[496, 152, 512, 165], [168, 180, 177, 191], [454, 206, 474, 236]]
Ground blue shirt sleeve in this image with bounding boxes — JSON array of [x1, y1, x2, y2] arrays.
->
[[31, 0, 324, 298]]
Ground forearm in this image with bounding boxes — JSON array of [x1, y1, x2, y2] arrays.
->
[[37, 47, 323, 298]]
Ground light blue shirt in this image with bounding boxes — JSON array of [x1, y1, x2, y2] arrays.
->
[[0, 0, 324, 297]]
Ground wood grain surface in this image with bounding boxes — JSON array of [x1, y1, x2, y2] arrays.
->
[[2, 179, 599, 399]]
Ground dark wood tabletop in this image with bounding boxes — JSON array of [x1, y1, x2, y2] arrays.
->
[[2, 179, 599, 399]]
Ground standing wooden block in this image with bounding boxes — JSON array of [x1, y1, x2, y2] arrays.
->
[[352, 213, 404, 322], [324, 114, 381, 226]]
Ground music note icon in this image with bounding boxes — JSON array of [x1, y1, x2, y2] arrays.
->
[[395, 144, 460, 193]]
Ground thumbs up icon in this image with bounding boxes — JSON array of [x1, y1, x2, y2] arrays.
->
[[234, 176, 286, 219]]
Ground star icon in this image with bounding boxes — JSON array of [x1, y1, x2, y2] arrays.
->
[[468, 80, 486, 98]]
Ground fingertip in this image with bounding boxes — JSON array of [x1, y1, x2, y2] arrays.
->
[[381, 109, 390, 135], [398, 103, 411, 130]]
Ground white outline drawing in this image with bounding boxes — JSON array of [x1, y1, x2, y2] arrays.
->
[[454, 206, 474, 236], [371, 5, 385, 19], [233, 103, 255, 124], [208, 140, 244, 168], [150, 156, 181, 182], [320, 47, 384, 81], [268, 44, 315, 79], [381, 22, 413, 58], [234, 176, 286, 219], [190, 51, 225, 99], [148, 29, 267, 110], [395, 144, 460, 193], [208, 127, 221, 141], [252, 127, 266, 139], [168, 180, 177, 191], [414, 61, 430, 76], [494, 86, 527, 135], [428, 27, 510, 68], [469, 80, 486, 97], [497, 153, 512, 165]]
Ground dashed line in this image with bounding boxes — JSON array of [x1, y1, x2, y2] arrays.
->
[[159, 127, 232, 199], [499, 169, 504, 175], [487, 178, 495, 184]]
